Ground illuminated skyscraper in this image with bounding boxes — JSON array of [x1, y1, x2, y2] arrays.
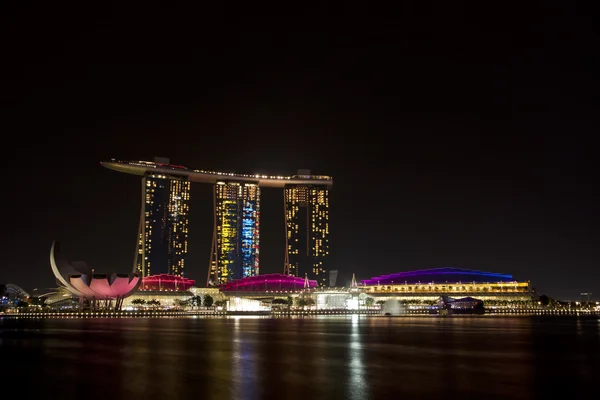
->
[[135, 171, 190, 277], [284, 170, 330, 287], [102, 159, 331, 287], [208, 181, 260, 285]]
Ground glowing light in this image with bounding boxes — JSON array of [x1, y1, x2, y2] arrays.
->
[[227, 297, 270, 312], [220, 273, 317, 291], [102, 160, 333, 187], [140, 274, 195, 291], [361, 267, 514, 286], [346, 298, 359, 310], [211, 182, 260, 284]]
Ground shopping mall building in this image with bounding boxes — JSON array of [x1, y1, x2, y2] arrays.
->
[[216, 267, 536, 310], [360, 267, 534, 307]]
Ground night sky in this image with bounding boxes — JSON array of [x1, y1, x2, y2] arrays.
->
[[2, 4, 599, 300]]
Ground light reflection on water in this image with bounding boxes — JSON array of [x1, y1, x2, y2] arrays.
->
[[0, 316, 599, 400], [348, 314, 367, 400]]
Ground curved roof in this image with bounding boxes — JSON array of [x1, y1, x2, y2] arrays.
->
[[69, 274, 140, 298], [141, 274, 196, 291], [101, 160, 333, 188], [5, 283, 30, 298], [220, 273, 317, 291], [50, 241, 140, 299], [35, 287, 75, 305], [361, 267, 515, 286]]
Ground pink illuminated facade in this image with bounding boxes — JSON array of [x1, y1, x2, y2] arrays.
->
[[140, 274, 196, 291], [219, 273, 317, 292], [68, 274, 140, 298], [50, 241, 141, 310]]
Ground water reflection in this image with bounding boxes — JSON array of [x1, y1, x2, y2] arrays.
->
[[231, 317, 260, 400], [122, 318, 151, 396], [203, 318, 232, 399], [348, 314, 367, 400], [1, 316, 599, 400]]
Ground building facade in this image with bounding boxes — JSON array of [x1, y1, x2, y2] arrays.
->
[[102, 159, 332, 287], [361, 267, 535, 306], [208, 181, 260, 285], [284, 172, 330, 287], [136, 172, 190, 277], [140, 274, 196, 291]]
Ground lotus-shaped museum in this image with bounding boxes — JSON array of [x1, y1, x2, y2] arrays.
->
[[50, 241, 140, 309]]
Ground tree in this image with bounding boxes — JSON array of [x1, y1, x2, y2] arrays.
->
[[272, 298, 288, 305], [376, 300, 386, 307], [214, 300, 227, 308], [0, 284, 6, 298], [296, 297, 314, 308], [203, 294, 213, 308], [131, 299, 146, 308], [147, 299, 161, 309], [539, 295, 550, 306], [174, 299, 188, 309], [188, 295, 202, 309], [365, 297, 374, 308]]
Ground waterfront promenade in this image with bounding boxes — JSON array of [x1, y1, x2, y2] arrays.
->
[[2, 308, 599, 319]]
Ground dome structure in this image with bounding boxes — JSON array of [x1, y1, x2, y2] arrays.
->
[[219, 273, 317, 292], [50, 241, 140, 309], [361, 267, 514, 286], [140, 274, 196, 291], [4, 283, 30, 299]]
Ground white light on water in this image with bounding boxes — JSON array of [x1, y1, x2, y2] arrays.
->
[[346, 298, 359, 310], [227, 297, 270, 312]]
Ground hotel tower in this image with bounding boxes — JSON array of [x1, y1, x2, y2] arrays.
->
[[284, 170, 330, 287], [207, 181, 260, 285], [134, 158, 190, 277], [102, 159, 332, 286]]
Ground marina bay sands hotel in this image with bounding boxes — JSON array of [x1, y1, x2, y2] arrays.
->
[[102, 158, 332, 287]]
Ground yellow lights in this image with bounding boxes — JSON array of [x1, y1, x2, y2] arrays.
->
[[121, 162, 332, 288], [210, 181, 261, 285], [367, 281, 531, 294], [110, 160, 333, 189], [284, 184, 329, 286], [137, 174, 190, 278]]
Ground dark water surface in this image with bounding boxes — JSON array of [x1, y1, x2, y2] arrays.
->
[[1, 315, 599, 399]]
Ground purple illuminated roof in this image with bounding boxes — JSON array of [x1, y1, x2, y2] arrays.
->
[[361, 267, 514, 286], [220, 273, 317, 292]]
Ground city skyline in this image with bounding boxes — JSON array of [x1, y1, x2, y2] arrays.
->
[[5, 143, 597, 301], [2, 5, 599, 300], [3, 137, 598, 300]]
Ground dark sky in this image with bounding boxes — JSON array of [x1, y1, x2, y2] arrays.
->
[[1, 3, 599, 300]]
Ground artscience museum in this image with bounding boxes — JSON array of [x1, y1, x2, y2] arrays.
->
[[50, 241, 141, 310]]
